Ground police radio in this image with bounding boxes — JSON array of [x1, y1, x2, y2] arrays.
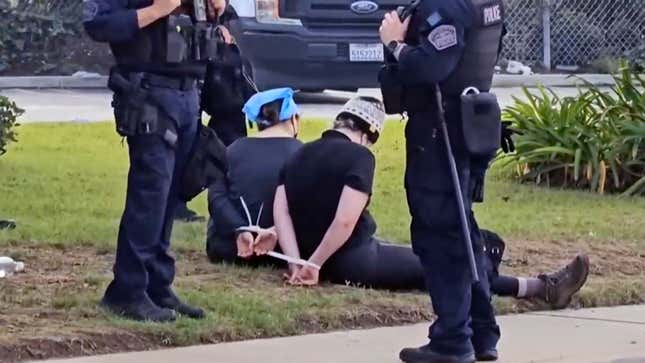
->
[[396, 0, 421, 21]]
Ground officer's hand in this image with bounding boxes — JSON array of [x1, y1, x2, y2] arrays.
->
[[207, 0, 227, 21], [253, 228, 278, 255], [289, 265, 320, 287], [236, 232, 254, 259], [501, 121, 522, 153], [379, 11, 410, 45], [153, 0, 182, 18], [217, 26, 234, 44]]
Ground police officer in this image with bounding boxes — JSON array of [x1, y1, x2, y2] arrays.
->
[[379, 0, 505, 362], [84, 0, 209, 322]]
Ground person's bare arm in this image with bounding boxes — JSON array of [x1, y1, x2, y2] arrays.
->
[[137, 0, 181, 28], [274, 185, 301, 263], [307, 186, 369, 267]]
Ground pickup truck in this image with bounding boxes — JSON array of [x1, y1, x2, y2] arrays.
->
[[230, 0, 406, 91]]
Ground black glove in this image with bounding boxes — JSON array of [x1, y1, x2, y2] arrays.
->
[[501, 121, 522, 154]]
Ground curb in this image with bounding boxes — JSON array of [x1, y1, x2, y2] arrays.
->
[[0, 74, 616, 90], [0, 76, 108, 89], [492, 74, 615, 87]]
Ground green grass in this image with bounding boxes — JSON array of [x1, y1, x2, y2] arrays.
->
[[0, 121, 644, 361], [1, 121, 644, 248]]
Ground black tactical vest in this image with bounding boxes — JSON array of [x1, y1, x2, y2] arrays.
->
[[110, 4, 219, 77], [440, 0, 505, 94], [110, 18, 167, 67]]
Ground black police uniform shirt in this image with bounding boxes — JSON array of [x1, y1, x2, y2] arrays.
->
[[82, 0, 207, 77], [279, 130, 378, 259], [209, 137, 303, 237], [396, 0, 496, 87]]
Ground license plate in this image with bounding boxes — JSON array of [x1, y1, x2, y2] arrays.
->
[[349, 43, 384, 62]]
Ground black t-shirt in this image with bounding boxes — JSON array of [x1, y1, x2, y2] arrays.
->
[[280, 130, 377, 259], [209, 137, 303, 237]]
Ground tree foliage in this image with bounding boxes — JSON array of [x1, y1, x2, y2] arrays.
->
[[0, 95, 23, 156], [0, 0, 111, 75]]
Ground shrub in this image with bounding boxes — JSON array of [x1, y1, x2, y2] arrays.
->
[[0, 0, 112, 75], [497, 64, 645, 196], [0, 95, 23, 156]]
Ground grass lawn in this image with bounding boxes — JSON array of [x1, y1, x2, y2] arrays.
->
[[1, 121, 644, 362]]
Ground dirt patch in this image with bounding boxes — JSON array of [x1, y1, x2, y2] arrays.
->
[[0, 239, 643, 363], [0, 332, 161, 363]]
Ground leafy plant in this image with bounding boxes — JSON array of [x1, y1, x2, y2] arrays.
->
[[0, 0, 112, 75], [498, 63, 645, 196], [0, 95, 24, 156]]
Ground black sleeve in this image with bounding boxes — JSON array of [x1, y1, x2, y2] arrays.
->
[[278, 165, 287, 186], [208, 176, 248, 235], [344, 148, 376, 195]]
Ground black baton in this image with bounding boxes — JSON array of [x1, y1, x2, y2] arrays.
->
[[433, 84, 480, 282]]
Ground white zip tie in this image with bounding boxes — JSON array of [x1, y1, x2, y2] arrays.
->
[[267, 251, 321, 270], [239, 196, 254, 226], [256, 203, 264, 226]]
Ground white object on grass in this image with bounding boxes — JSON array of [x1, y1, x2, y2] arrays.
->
[[0, 256, 25, 278]]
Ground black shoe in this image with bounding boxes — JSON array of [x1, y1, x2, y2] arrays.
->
[[400, 344, 476, 363], [100, 296, 176, 323], [0, 219, 16, 230], [475, 349, 498, 361], [153, 294, 205, 320], [539, 254, 590, 310], [174, 204, 206, 223]]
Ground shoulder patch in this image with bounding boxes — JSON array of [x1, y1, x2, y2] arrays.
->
[[482, 4, 502, 26], [427, 25, 458, 51], [426, 11, 443, 27], [82, 0, 99, 23]]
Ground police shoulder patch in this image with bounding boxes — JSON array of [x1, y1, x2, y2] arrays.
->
[[427, 25, 458, 51], [82, 0, 99, 23]]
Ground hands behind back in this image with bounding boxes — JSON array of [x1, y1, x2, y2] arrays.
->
[[236, 228, 278, 259], [253, 228, 278, 255], [236, 232, 254, 259]]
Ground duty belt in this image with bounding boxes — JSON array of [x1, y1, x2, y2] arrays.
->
[[140, 73, 197, 91]]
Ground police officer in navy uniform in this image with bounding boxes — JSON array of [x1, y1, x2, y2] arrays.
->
[[84, 0, 209, 322], [379, 0, 505, 362]]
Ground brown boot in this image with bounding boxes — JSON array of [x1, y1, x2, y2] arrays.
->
[[539, 254, 590, 310]]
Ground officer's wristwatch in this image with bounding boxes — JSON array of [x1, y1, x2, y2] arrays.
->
[[387, 40, 400, 53], [386, 40, 406, 60]]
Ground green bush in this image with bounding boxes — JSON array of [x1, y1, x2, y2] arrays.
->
[[497, 64, 645, 196], [0, 95, 23, 156], [0, 0, 112, 75]]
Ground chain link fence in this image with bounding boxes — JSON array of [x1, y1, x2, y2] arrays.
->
[[502, 0, 645, 70]]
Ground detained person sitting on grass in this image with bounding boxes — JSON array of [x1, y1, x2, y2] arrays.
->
[[270, 97, 589, 309], [206, 88, 301, 265]]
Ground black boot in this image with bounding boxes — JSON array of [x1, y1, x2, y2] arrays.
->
[[539, 254, 590, 310], [475, 348, 498, 361], [0, 219, 16, 230], [152, 292, 205, 320], [174, 203, 206, 223], [100, 295, 176, 323], [400, 344, 476, 363]]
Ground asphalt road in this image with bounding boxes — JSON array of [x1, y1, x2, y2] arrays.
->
[[1, 87, 590, 123]]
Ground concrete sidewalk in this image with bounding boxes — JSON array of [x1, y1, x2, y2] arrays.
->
[[1, 87, 591, 123], [42, 305, 645, 363]]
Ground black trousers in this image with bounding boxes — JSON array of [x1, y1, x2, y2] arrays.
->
[[207, 231, 521, 295], [322, 238, 426, 290]]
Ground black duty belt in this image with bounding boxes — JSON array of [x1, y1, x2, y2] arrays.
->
[[141, 73, 197, 91]]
